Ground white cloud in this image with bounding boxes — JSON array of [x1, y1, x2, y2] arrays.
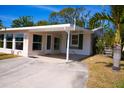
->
[[32, 5, 60, 12], [0, 15, 16, 20]]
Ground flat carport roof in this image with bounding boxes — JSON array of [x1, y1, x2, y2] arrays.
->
[[0, 24, 92, 34]]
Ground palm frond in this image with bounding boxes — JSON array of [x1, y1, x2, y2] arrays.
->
[[89, 12, 115, 29]]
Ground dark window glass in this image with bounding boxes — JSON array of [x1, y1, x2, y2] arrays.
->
[[54, 37, 60, 50], [33, 35, 42, 42], [78, 34, 83, 49], [33, 43, 41, 50], [0, 34, 4, 48], [16, 42, 23, 50], [6, 34, 13, 49], [72, 35, 78, 45], [6, 34, 13, 41], [15, 34, 23, 41], [33, 35, 42, 50], [47, 35, 51, 50], [15, 34, 24, 50], [6, 42, 12, 49]]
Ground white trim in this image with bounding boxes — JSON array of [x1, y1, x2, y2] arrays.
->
[[92, 27, 103, 32], [3, 34, 6, 48], [0, 24, 92, 34], [12, 33, 15, 50], [66, 30, 70, 62]]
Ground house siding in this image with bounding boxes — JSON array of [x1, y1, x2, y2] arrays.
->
[[0, 30, 92, 57], [60, 31, 92, 55]]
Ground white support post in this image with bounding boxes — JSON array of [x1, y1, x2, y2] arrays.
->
[[12, 34, 15, 50], [66, 30, 70, 62], [23, 33, 29, 57], [3, 34, 6, 48]]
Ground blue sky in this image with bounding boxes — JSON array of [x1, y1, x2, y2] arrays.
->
[[0, 5, 110, 27]]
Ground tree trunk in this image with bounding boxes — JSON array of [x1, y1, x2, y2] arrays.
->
[[112, 44, 121, 71], [113, 24, 121, 71]]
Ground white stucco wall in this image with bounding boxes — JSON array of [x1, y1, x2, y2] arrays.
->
[[0, 30, 92, 57], [60, 31, 92, 55]]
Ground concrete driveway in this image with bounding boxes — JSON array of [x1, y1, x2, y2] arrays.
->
[[0, 56, 88, 88]]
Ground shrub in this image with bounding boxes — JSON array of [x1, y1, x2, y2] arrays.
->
[[96, 37, 105, 54]]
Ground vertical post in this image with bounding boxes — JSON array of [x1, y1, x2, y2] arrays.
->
[[66, 31, 70, 62], [23, 33, 29, 57], [12, 33, 15, 50], [3, 34, 6, 48]]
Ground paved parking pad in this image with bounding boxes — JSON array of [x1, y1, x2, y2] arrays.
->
[[0, 57, 88, 88]]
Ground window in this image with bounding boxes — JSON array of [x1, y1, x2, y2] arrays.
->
[[70, 33, 83, 49], [47, 35, 51, 50], [0, 34, 4, 48], [54, 37, 60, 50], [71, 34, 79, 47], [33, 35, 42, 50], [15, 33, 24, 50], [6, 34, 13, 49]]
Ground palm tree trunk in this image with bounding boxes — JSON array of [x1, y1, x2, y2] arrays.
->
[[112, 24, 121, 71]]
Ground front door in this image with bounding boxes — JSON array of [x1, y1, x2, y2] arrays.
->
[[46, 35, 52, 54], [54, 37, 60, 53]]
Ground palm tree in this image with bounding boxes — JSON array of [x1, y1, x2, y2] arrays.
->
[[90, 5, 124, 71]]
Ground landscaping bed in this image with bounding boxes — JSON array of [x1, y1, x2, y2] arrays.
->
[[0, 53, 17, 60], [82, 54, 124, 88]]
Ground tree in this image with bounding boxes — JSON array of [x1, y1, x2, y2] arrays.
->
[[49, 12, 63, 24], [49, 7, 85, 27], [11, 16, 34, 27], [89, 5, 124, 70], [95, 25, 115, 54], [35, 20, 49, 26], [0, 20, 3, 28]]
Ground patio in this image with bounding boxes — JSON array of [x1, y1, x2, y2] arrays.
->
[[29, 53, 88, 62]]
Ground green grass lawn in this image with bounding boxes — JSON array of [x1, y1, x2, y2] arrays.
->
[[82, 55, 124, 88], [0, 53, 17, 60]]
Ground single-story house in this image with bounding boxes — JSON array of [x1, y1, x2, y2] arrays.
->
[[0, 24, 102, 62]]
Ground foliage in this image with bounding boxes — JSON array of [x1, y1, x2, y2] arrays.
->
[[35, 20, 49, 26], [11, 16, 34, 27], [0, 20, 3, 28], [49, 12, 64, 24], [96, 37, 104, 54], [90, 5, 124, 45], [103, 26, 115, 47], [95, 25, 115, 54], [0, 53, 17, 60], [49, 7, 90, 27]]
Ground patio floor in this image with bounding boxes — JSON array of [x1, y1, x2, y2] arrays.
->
[[32, 53, 88, 62]]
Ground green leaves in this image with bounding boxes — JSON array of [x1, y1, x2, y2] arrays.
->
[[49, 7, 86, 27], [89, 12, 114, 29], [11, 16, 34, 27], [35, 20, 49, 26], [90, 5, 124, 45], [0, 20, 3, 28]]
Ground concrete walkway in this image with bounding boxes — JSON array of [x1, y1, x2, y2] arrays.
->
[[0, 57, 88, 88]]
